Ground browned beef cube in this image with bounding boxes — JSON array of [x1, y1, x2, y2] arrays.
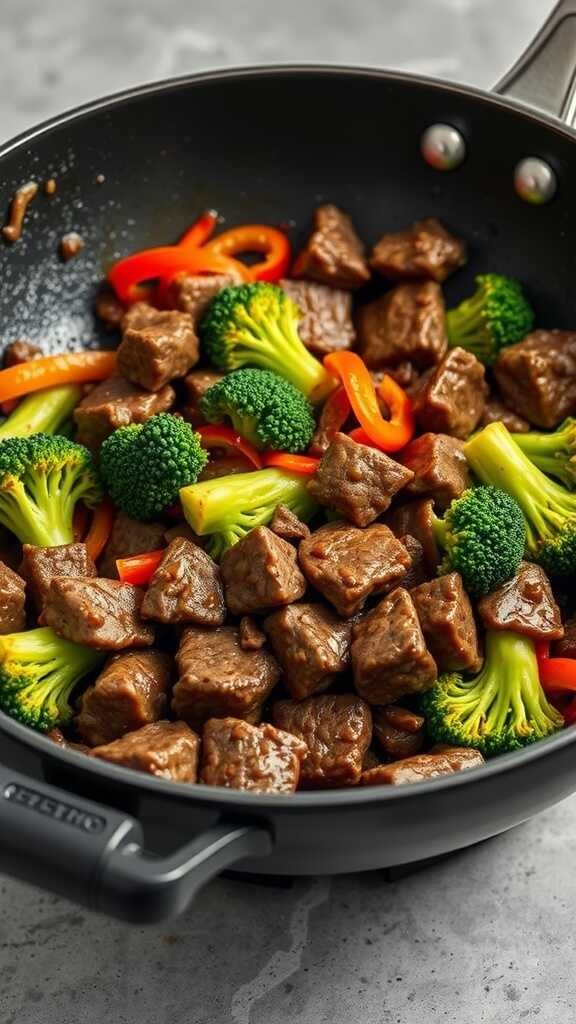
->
[[361, 747, 484, 786], [20, 542, 97, 612], [399, 534, 428, 588], [74, 376, 175, 449], [386, 498, 440, 572], [479, 397, 530, 433], [370, 218, 466, 282], [494, 330, 576, 428], [91, 721, 199, 782], [373, 706, 425, 760], [98, 514, 167, 579], [167, 271, 243, 323], [40, 578, 155, 650], [163, 523, 201, 546], [0, 562, 26, 634], [308, 433, 413, 527], [76, 650, 172, 746], [292, 204, 370, 290], [309, 388, 353, 457], [272, 693, 372, 788], [477, 562, 564, 641], [220, 527, 306, 616], [239, 616, 267, 651], [411, 572, 482, 672], [356, 282, 447, 370], [399, 433, 470, 510], [94, 287, 125, 331], [280, 279, 355, 355], [3, 339, 42, 367], [264, 603, 351, 700], [182, 370, 224, 426], [553, 617, 576, 658], [412, 347, 487, 439], [46, 728, 90, 755], [141, 538, 225, 626], [270, 504, 310, 542], [200, 717, 307, 793], [299, 522, 411, 618], [118, 303, 199, 391], [373, 361, 421, 392], [173, 625, 280, 729], [351, 588, 437, 704]]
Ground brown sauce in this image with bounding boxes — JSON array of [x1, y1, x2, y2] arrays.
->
[[2, 180, 39, 243]]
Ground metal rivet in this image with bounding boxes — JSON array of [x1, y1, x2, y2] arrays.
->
[[514, 157, 557, 204], [421, 123, 466, 171]]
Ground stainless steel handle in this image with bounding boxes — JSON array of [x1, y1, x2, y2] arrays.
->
[[495, 1, 576, 125]]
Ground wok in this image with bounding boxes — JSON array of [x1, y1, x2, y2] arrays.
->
[[0, 2, 575, 924]]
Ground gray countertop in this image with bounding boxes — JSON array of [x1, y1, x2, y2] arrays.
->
[[0, 1, 570, 1022]]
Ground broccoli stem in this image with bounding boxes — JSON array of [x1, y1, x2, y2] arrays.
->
[[239, 304, 335, 403], [446, 289, 486, 346], [0, 385, 82, 439], [513, 420, 576, 490]]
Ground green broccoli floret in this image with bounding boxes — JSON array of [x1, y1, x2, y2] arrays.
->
[[0, 433, 101, 547], [0, 385, 82, 440], [432, 485, 525, 597], [100, 413, 208, 521], [421, 630, 564, 757], [0, 627, 104, 731], [201, 282, 336, 403], [180, 467, 318, 560], [513, 418, 576, 491], [199, 368, 316, 453], [446, 273, 534, 364], [465, 421, 576, 577]]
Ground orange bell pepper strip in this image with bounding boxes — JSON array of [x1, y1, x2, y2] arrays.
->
[[177, 209, 219, 249], [263, 452, 319, 475], [0, 351, 116, 403], [536, 641, 576, 693], [324, 352, 415, 453], [196, 423, 263, 469], [84, 499, 115, 562], [117, 548, 165, 586], [201, 224, 291, 282]]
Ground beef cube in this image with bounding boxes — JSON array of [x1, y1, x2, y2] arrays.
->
[[479, 397, 530, 433], [94, 287, 125, 331], [309, 388, 352, 457], [264, 603, 352, 700], [361, 747, 484, 785], [494, 330, 576, 428], [399, 433, 470, 510], [356, 282, 447, 369], [118, 303, 199, 391], [412, 347, 487, 439], [386, 498, 440, 572], [141, 538, 225, 626], [3, 339, 42, 367], [292, 204, 369, 290], [411, 572, 482, 672], [74, 376, 174, 450], [308, 433, 413, 527], [182, 370, 223, 426], [46, 728, 90, 755], [91, 721, 199, 782], [272, 693, 372, 788], [351, 588, 437, 704], [553, 617, 576, 658], [40, 578, 155, 650], [173, 625, 280, 729], [477, 562, 564, 640], [200, 717, 307, 793], [373, 706, 425, 760], [98, 513, 167, 579], [167, 271, 243, 323], [299, 522, 411, 618], [239, 616, 267, 651], [362, 747, 382, 771], [280, 279, 355, 355], [0, 562, 26, 634], [163, 523, 201, 546], [220, 526, 306, 616], [370, 218, 466, 282], [20, 542, 97, 612], [399, 534, 428, 589], [76, 650, 172, 746], [270, 504, 310, 542]]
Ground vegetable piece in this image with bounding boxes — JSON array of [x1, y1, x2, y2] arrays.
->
[[0, 351, 116, 403], [201, 225, 291, 282], [513, 417, 576, 490], [464, 421, 576, 577], [117, 548, 165, 586], [196, 424, 262, 469], [431, 484, 526, 598], [445, 273, 534, 365], [323, 352, 415, 452], [200, 368, 315, 453], [0, 626, 104, 731], [0, 384, 82, 439], [84, 499, 115, 561], [421, 629, 564, 757], [0, 434, 101, 547], [263, 452, 320, 475], [100, 413, 208, 521], [536, 641, 576, 694], [200, 282, 336, 403], [180, 467, 318, 560], [177, 209, 219, 249], [108, 246, 248, 305]]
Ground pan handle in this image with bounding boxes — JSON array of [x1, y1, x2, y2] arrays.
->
[[494, 1, 576, 125], [0, 763, 273, 923]]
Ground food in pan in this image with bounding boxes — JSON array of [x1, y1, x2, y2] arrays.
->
[[0, 203, 575, 795]]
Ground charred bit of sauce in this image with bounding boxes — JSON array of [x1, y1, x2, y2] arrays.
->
[[44, 178, 57, 196], [61, 231, 85, 261], [2, 181, 39, 243]]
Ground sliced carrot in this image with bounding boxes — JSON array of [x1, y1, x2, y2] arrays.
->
[[0, 351, 116, 403], [84, 499, 115, 561]]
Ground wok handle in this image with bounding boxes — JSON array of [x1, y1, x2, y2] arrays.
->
[[0, 764, 272, 923], [494, 1, 576, 125]]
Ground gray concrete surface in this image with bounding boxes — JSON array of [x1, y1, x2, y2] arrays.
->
[[0, 1, 571, 1022]]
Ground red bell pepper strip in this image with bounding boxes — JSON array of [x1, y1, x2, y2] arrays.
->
[[323, 352, 415, 453], [536, 641, 576, 693], [201, 225, 291, 282], [108, 246, 248, 305], [177, 209, 219, 249], [117, 548, 165, 586], [84, 499, 115, 562], [263, 451, 320, 475], [196, 423, 263, 469]]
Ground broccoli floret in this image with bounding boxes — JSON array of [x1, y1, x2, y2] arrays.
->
[[0, 627, 104, 731], [432, 485, 525, 597], [201, 282, 336, 403], [199, 368, 316, 453], [421, 630, 564, 757], [180, 467, 318, 560], [465, 421, 576, 577], [0, 433, 101, 547], [0, 385, 82, 440], [446, 273, 534, 364], [100, 413, 208, 521], [513, 418, 576, 491]]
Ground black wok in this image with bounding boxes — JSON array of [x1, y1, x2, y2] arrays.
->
[[0, 2, 575, 924]]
